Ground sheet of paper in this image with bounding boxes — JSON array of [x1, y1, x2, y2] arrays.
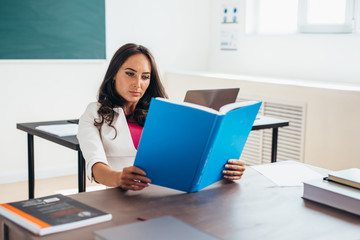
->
[[35, 124, 78, 137], [251, 162, 324, 186]]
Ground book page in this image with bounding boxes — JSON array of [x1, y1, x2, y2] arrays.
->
[[156, 98, 260, 115], [219, 101, 259, 114], [156, 97, 219, 114]]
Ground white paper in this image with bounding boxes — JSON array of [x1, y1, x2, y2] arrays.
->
[[251, 162, 324, 186], [35, 124, 78, 137]]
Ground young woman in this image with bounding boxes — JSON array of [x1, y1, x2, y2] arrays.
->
[[77, 43, 246, 191]]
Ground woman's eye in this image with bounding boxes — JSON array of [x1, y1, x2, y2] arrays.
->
[[125, 72, 134, 76], [142, 75, 150, 80]]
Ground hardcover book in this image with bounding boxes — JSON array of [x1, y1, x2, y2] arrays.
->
[[0, 194, 112, 236], [134, 97, 261, 193], [302, 178, 360, 216]]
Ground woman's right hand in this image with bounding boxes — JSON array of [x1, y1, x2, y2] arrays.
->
[[117, 166, 151, 191]]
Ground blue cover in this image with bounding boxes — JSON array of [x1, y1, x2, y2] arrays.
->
[[193, 102, 262, 192], [134, 98, 261, 192]]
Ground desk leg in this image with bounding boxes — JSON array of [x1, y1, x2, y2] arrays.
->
[[271, 128, 278, 163], [78, 151, 86, 192], [27, 134, 34, 199]]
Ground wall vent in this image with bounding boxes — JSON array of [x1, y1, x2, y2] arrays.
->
[[238, 96, 306, 166]]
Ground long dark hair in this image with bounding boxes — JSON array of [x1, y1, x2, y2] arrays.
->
[[95, 43, 167, 136]]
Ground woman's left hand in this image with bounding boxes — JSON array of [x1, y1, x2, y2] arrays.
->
[[222, 159, 246, 180]]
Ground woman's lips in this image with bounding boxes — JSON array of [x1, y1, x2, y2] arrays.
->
[[129, 91, 141, 96]]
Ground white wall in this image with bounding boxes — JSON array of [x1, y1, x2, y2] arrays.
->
[[106, 0, 210, 75], [200, 0, 360, 170], [0, 0, 210, 184], [209, 0, 360, 84]]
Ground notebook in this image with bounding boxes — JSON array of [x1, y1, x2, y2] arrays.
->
[[184, 88, 240, 111]]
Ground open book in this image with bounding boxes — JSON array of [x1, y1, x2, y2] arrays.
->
[[134, 98, 261, 193]]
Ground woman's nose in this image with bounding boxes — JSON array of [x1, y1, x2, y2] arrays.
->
[[134, 77, 141, 88]]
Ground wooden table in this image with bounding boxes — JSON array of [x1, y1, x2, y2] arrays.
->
[[1, 164, 359, 240]]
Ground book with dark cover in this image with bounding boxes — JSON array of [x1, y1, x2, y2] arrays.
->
[[134, 98, 261, 193], [0, 194, 112, 236]]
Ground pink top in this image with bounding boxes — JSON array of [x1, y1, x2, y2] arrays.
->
[[126, 116, 143, 150]]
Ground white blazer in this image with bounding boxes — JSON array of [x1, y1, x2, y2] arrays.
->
[[77, 102, 137, 182]]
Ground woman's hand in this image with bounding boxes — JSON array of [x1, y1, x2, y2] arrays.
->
[[222, 159, 246, 180], [92, 163, 151, 190], [117, 166, 151, 191]]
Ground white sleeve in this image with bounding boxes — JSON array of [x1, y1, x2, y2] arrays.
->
[[77, 102, 109, 182]]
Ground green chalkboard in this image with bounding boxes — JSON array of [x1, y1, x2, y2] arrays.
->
[[0, 0, 106, 59]]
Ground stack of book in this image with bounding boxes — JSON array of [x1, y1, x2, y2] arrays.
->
[[302, 168, 360, 216]]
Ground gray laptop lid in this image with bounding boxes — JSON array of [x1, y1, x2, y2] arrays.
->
[[184, 88, 240, 111]]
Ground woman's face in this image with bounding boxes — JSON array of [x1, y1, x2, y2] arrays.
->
[[114, 53, 151, 107]]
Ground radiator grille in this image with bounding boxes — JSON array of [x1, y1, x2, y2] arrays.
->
[[238, 97, 306, 165]]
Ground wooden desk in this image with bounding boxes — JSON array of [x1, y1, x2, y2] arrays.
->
[[1, 165, 359, 240], [16, 116, 289, 199]]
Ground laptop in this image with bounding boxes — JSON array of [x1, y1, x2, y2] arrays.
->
[[184, 88, 240, 111]]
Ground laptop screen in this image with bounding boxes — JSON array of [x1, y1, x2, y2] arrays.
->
[[184, 88, 240, 111]]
